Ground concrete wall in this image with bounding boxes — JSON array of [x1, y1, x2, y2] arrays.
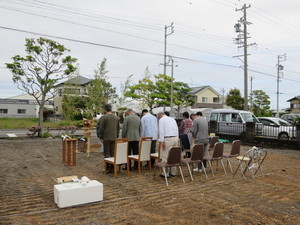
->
[[0, 103, 37, 118]]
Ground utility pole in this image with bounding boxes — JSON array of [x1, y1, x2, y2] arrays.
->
[[221, 88, 225, 105], [234, 4, 255, 111], [170, 57, 178, 112], [163, 23, 174, 75], [276, 54, 287, 117], [249, 75, 254, 112]]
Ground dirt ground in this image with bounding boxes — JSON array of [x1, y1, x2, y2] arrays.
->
[[0, 137, 299, 225]]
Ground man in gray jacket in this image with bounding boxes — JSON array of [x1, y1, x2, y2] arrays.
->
[[122, 108, 141, 169], [192, 111, 209, 171]]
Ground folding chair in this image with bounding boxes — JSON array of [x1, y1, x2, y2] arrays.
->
[[181, 144, 208, 181], [208, 136, 219, 155], [233, 146, 267, 180], [153, 147, 185, 186], [204, 142, 227, 177], [128, 137, 152, 174], [150, 141, 161, 163], [223, 140, 241, 173], [104, 138, 129, 177]]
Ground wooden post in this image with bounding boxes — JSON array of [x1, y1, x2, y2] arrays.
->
[[62, 140, 67, 163], [84, 130, 91, 157], [62, 139, 77, 167]]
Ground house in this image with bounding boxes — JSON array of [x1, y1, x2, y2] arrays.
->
[[190, 86, 223, 109], [53, 76, 91, 114], [0, 94, 54, 118], [286, 96, 300, 113]]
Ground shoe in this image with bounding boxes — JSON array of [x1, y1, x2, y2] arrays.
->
[[160, 174, 170, 178], [169, 173, 176, 177], [193, 168, 203, 173]]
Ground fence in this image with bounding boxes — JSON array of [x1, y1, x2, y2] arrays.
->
[[209, 121, 300, 149]]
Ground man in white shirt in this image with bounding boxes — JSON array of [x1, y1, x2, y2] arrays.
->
[[141, 109, 158, 166], [157, 112, 180, 177]]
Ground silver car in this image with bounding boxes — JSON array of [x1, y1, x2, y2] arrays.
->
[[258, 117, 296, 140], [210, 109, 263, 136]]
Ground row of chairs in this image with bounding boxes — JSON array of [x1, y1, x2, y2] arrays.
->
[[155, 140, 241, 186], [104, 137, 157, 177], [103, 136, 241, 183]]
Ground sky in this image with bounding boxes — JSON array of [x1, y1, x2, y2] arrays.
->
[[0, 0, 299, 110]]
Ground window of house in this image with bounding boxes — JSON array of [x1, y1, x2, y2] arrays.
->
[[17, 109, 26, 114], [202, 97, 208, 103], [0, 109, 8, 114], [213, 97, 219, 103], [64, 88, 80, 94], [294, 103, 300, 109]]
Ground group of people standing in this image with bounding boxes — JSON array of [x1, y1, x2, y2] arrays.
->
[[96, 104, 209, 175]]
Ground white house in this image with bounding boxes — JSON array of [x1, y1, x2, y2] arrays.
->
[[0, 94, 54, 118]]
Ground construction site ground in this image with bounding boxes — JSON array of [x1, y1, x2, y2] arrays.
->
[[0, 137, 299, 225]]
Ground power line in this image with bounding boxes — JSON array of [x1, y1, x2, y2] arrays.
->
[[1, 25, 299, 84], [0, 3, 238, 59]]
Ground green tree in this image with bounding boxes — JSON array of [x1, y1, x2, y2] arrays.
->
[[125, 68, 156, 112], [6, 37, 77, 135], [226, 88, 244, 110], [173, 81, 195, 112], [62, 95, 89, 120], [86, 58, 117, 117], [117, 74, 133, 110], [152, 74, 173, 106], [251, 90, 271, 116]]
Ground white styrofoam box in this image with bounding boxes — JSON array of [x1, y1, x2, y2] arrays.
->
[[54, 180, 103, 208]]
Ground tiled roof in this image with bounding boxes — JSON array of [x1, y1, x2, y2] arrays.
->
[[287, 95, 300, 102], [54, 76, 91, 87]]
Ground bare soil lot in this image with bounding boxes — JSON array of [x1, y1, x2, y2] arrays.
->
[[0, 138, 299, 225]]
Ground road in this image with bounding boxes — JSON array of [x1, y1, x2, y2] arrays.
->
[[0, 128, 97, 138]]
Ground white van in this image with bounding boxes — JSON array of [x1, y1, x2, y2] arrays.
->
[[210, 109, 262, 136]]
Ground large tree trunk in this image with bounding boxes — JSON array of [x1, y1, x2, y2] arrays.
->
[[38, 97, 46, 137]]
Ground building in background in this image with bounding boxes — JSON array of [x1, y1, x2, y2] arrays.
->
[[0, 94, 53, 118], [286, 96, 300, 113], [190, 86, 223, 109], [53, 76, 91, 115]]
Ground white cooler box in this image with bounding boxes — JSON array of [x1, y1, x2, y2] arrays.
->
[[54, 180, 103, 208]]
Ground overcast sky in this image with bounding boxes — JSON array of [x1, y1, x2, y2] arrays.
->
[[0, 0, 299, 110]]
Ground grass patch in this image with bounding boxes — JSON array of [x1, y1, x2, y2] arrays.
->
[[0, 118, 82, 129]]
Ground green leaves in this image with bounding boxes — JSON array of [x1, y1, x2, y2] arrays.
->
[[5, 37, 78, 135], [124, 72, 193, 112], [226, 88, 244, 110], [251, 90, 271, 116]]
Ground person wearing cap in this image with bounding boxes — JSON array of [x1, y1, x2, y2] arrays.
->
[[122, 108, 141, 169], [157, 112, 179, 177]]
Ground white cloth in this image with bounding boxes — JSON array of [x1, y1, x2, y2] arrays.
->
[[140, 112, 158, 140], [158, 115, 179, 142]]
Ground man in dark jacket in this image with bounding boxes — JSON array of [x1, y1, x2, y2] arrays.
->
[[97, 104, 120, 158]]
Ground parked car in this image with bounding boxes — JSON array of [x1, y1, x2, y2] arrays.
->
[[281, 113, 300, 125], [210, 109, 263, 136], [258, 117, 296, 140]]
